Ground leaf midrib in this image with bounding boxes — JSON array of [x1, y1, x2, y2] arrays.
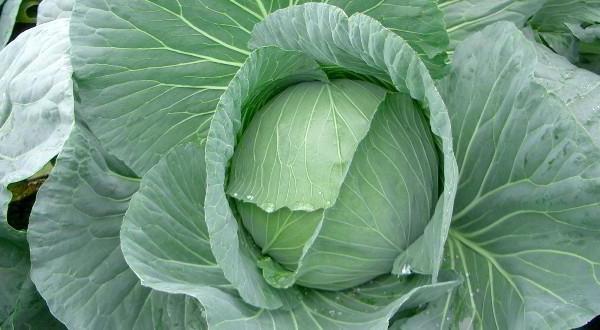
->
[[448, 229, 525, 301]]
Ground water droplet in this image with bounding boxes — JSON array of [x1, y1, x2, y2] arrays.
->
[[246, 195, 254, 200], [475, 288, 480, 293], [263, 203, 275, 212], [328, 310, 336, 317], [400, 264, 412, 275], [446, 317, 451, 321], [337, 311, 342, 316], [233, 192, 239, 197]]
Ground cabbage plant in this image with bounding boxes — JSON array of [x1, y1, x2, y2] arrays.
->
[[1, 0, 600, 329]]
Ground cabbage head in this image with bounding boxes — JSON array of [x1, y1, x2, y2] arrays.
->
[[0, 0, 598, 329]]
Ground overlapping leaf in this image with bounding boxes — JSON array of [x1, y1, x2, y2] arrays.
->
[[533, 43, 600, 145], [0, 18, 72, 222], [70, 0, 450, 175], [28, 125, 206, 329], [121, 124, 459, 329], [0, 222, 64, 329], [249, 3, 458, 280], [427, 22, 600, 330], [439, 0, 545, 49], [37, 0, 74, 24], [0, 0, 20, 48]]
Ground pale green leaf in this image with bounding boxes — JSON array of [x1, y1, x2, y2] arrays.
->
[[227, 79, 385, 212], [28, 125, 206, 329], [294, 93, 439, 290]]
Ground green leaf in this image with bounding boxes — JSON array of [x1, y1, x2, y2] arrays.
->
[[249, 2, 458, 280], [28, 125, 206, 329], [70, 0, 449, 175], [0, 18, 72, 189], [37, 0, 73, 25], [437, 21, 600, 329], [0, 222, 65, 329], [329, 0, 449, 77], [389, 293, 454, 330], [120, 129, 460, 328], [533, 43, 600, 146], [233, 91, 440, 291], [0, 0, 20, 48], [227, 79, 385, 212], [294, 93, 440, 290], [121, 143, 230, 293], [535, 31, 579, 63], [439, 0, 546, 49], [528, 1, 600, 72], [530, 0, 600, 33], [192, 276, 458, 330], [70, 0, 250, 175]]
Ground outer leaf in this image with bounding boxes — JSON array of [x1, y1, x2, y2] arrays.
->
[[530, 0, 600, 33], [0, 222, 64, 329], [193, 276, 458, 330], [37, 0, 73, 24], [121, 129, 460, 328], [437, 22, 600, 329], [535, 31, 580, 63], [0, 18, 72, 190], [249, 2, 458, 280], [70, 0, 449, 175], [70, 0, 250, 175], [0, 0, 20, 48], [533, 44, 600, 145], [330, 0, 449, 77], [121, 143, 230, 292], [28, 125, 206, 330], [439, 0, 546, 49], [529, 1, 600, 70]]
